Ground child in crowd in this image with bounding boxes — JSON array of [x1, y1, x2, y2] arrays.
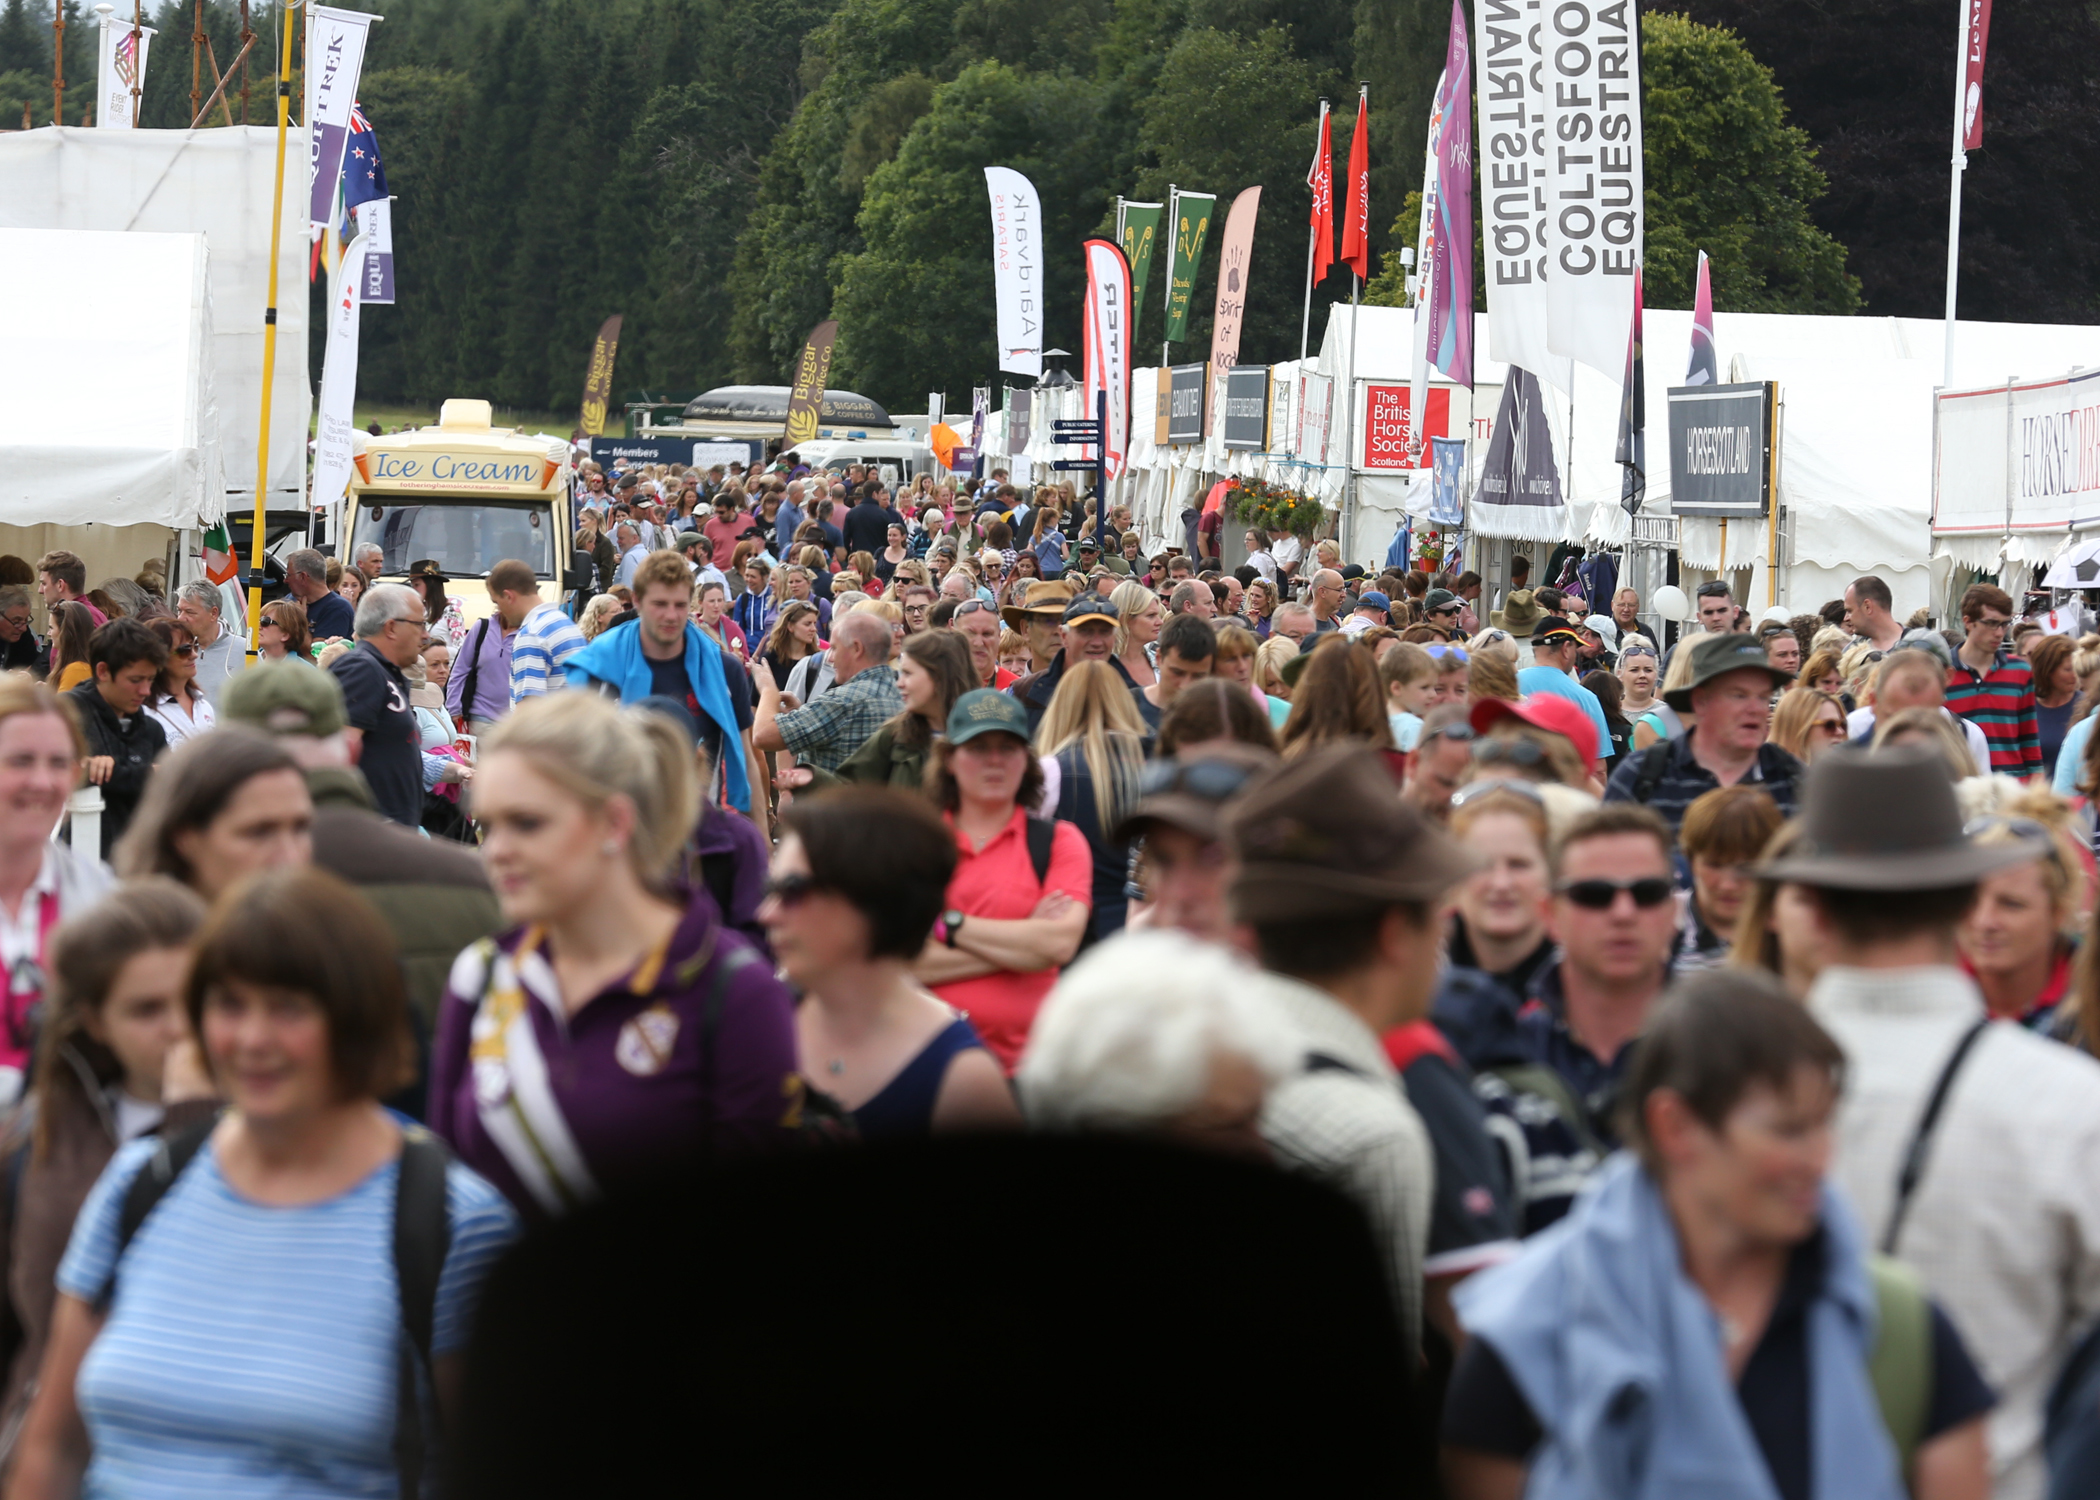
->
[[1380, 641, 1436, 752]]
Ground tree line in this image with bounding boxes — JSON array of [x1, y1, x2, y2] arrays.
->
[[1, 0, 2095, 418]]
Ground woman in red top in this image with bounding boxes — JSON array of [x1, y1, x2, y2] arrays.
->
[[913, 689, 1089, 1072]]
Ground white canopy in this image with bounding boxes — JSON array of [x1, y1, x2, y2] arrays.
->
[[0, 127, 312, 510], [0, 227, 224, 528]]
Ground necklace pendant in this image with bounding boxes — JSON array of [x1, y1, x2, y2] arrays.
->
[[828, 1058, 844, 1075]]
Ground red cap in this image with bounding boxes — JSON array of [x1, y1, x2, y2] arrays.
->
[[1469, 693, 1601, 767]]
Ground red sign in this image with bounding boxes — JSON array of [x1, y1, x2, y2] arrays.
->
[[1961, 0, 1993, 149], [1361, 385, 1451, 470]]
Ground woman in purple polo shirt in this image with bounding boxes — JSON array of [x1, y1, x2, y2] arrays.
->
[[428, 692, 800, 1220]]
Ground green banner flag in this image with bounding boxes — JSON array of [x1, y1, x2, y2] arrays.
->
[[1161, 189, 1217, 344], [1116, 199, 1164, 333]]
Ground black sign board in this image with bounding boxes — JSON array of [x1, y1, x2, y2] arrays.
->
[[1220, 366, 1269, 451], [1666, 381, 1776, 518], [1163, 363, 1207, 446]]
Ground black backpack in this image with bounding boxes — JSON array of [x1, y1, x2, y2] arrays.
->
[[111, 1116, 453, 1498]]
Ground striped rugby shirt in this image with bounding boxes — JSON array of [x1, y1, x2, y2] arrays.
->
[[509, 601, 588, 705], [1946, 646, 2041, 777]]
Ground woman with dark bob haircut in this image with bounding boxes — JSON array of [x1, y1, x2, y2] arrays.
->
[[10, 870, 520, 1498], [1442, 969, 1993, 1500], [760, 788, 1018, 1139]]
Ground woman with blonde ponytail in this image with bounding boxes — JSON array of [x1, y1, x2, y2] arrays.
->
[[427, 692, 800, 1222]]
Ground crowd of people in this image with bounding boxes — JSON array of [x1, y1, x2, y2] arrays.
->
[[1, 467, 2100, 1495]]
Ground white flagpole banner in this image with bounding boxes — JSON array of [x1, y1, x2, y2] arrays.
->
[[356, 198, 395, 304], [304, 6, 379, 236], [1544, 0, 1643, 379], [311, 232, 369, 512], [984, 166, 1043, 379], [1476, 0, 1558, 385], [94, 18, 155, 130], [1410, 67, 1446, 465], [1082, 238, 1133, 480]]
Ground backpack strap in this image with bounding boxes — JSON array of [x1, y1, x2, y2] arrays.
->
[[696, 942, 760, 1163], [459, 615, 492, 722], [1024, 815, 1056, 889], [1304, 1051, 1371, 1079], [113, 1112, 221, 1273], [392, 1125, 453, 1500], [1867, 1253, 1934, 1479], [1881, 1017, 1990, 1255], [1630, 741, 1672, 805], [1483, 1061, 1608, 1159]]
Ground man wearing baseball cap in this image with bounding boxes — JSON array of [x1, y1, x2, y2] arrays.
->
[[1517, 625, 1612, 759], [1226, 743, 1479, 1355], [1114, 745, 1276, 943], [1340, 591, 1391, 637], [1010, 593, 1150, 735], [1577, 614, 1618, 670], [1421, 588, 1464, 640], [1604, 631, 1803, 837], [219, 661, 502, 1034]]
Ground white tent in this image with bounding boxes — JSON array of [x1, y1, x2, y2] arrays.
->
[[0, 127, 311, 511], [0, 227, 223, 528]]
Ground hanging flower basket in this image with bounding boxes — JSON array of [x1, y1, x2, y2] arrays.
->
[[1222, 477, 1327, 539]]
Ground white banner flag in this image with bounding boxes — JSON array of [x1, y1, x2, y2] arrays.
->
[[311, 233, 368, 510], [984, 166, 1043, 379], [1082, 238, 1132, 480], [1544, 0, 1643, 379], [1475, 0, 1557, 386], [304, 6, 379, 237], [355, 198, 395, 304], [94, 18, 155, 130]]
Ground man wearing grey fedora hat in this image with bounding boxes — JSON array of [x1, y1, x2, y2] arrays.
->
[[1604, 632, 1804, 838], [1773, 743, 2100, 1500]]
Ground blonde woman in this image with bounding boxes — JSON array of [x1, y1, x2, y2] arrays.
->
[[1769, 686, 1848, 763], [1959, 793, 2089, 1027], [1036, 661, 1149, 941], [1870, 705, 1977, 782], [1108, 579, 1161, 688], [430, 691, 801, 1219], [1631, 642, 1700, 750], [1255, 634, 1298, 732], [578, 593, 623, 642]]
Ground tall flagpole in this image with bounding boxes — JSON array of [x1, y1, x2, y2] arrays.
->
[[1163, 184, 1177, 368], [1300, 98, 1328, 363], [248, 0, 298, 659], [1941, 0, 1969, 388], [1341, 82, 1366, 564]]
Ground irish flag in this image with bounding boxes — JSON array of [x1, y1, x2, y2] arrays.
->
[[201, 522, 239, 586]]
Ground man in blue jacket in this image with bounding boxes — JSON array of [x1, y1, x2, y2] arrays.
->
[[563, 550, 758, 823]]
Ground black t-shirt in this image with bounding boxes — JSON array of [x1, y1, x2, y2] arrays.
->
[[1397, 1048, 1518, 1267], [1442, 1231, 1995, 1500], [643, 641, 753, 773], [329, 642, 422, 827]]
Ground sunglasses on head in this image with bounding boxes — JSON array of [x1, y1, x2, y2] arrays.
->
[[1421, 721, 1478, 746], [1423, 644, 1469, 663], [1474, 738, 1548, 767], [1449, 778, 1545, 811], [1962, 814, 2053, 844], [1620, 643, 1657, 660], [1139, 756, 1262, 803], [1558, 877, 1675, 910], [952, 600, 995, 617]]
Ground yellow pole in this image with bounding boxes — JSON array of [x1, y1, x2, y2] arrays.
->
[[246, 1, 297, 663]]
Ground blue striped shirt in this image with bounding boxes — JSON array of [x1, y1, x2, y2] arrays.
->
[[509, 602, 588, 705], [58, 1136, 519, 1500]]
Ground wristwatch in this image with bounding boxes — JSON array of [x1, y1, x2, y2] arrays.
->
[[942, 910, 965, 948]]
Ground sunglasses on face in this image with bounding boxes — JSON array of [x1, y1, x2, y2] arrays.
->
[[763, 872, 818, 905], [1558, 877, 1674, 910], [171, 644, 196, 658], [1812, 717, 1846, 735]]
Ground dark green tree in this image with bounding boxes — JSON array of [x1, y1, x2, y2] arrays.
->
[[1640, 12, 1857, 312], [1127, 25, 1325, 363], [830, 59, 1117, 408], [0, 0, 46, 78]]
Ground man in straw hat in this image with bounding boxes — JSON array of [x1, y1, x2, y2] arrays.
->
[[1771, 743, 2100, 1500], [1225, 743, 1480, 1355], [1605, 632, 1804, 838], [1000, 578, 1077, 676], [1009, 593, 1146, 736]]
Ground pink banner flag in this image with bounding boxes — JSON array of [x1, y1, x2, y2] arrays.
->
[[1424, 0, 1473, 389], [1686, 250, 1717, 386], [1962, 0, 1994, 149]]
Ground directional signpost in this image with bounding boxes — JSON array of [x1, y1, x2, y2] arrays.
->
[[1050, 393, 1110, 489]]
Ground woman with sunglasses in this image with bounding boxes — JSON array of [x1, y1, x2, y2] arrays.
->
[[256, 598, 313, 665], [760, 789, 1017, 1139], [141, 619, 214, 748], [1770, 686, 1849, 763], [1615, 634, 1660, 720]]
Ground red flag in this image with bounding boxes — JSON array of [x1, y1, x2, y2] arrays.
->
[[1340, 91, 1371, 282], [1307, 103, 1335, 285], [1961, 0, 1993, 149]]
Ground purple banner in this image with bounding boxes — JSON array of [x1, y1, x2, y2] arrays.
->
[[1426, 0, 1473, 387]]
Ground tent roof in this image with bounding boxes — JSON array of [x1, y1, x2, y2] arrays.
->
[[1315, 306, 2100, 573], [0, 227, 223, 529]]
